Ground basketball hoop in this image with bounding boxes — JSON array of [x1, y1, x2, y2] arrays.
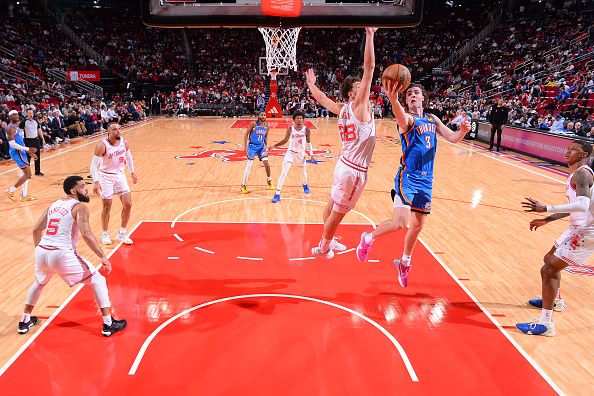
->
[[259, 27, 301, 75]]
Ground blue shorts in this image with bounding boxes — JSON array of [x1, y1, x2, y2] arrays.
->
[[247, 145, 268, 161], [394, 168, 433, 214], [9, 149, 29, 168]]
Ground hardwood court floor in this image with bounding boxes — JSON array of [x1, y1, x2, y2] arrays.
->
[[0, 117, 592, 394]]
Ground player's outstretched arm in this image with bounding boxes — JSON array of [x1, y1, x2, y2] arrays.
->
[[305, 127, 314, 158], [383, 81, 413, 133], [523, 169, 592, 214], [74, 204, 112, 273], [529, 213, 570, 231], [32, 208, 49, 247], [353, 27, 377, 121], [274, 127, 291, 148], [431, 113, 470, 143], [305, 69, 343, 116]]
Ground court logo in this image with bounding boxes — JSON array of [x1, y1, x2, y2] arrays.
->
[[176, 148, 331, 163]]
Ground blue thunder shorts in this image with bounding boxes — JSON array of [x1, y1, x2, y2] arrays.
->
[[393, 168, 433, 214], [247, 145, 268, 161], [9, 148, 29, 168]]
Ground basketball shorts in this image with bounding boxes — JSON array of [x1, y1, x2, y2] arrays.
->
[[99, 171, 130, 200], [553, 226, 594, 266], [9, 148, 29, 168], [284, 150, 306, 166], [247, 145, 268, 161], [34, 246, 96, 287], [394, 168, 433, 214], [330, 160, 367, 213]]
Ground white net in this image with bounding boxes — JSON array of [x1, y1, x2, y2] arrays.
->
[[258, 27, 301, 75]]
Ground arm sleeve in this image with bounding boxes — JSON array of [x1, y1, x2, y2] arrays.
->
[[547, 196, 590, 213], [9, 140, 29, 152], [307, 142, 313, 157], [90, 155, 102, 182], [125, 150, 135, 173]]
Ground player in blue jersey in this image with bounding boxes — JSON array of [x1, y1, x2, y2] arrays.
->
[[241, 111, 273, 194], [356, 82, 470, 287], [5, 110, 38, 202]]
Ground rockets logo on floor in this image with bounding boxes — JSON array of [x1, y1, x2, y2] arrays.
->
[[175, 148, 331, 163]]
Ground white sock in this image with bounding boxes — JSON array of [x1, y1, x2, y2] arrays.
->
[[21, 180, 28, 197], [539, 309, 553, 324], [402, 254, 412, 265], [102, 315, 112, 326], [21, 313, 31, 323], [242, 160, 253, 185], [7, 185, 16, 193], [364, 232, 375, 245], [119, 227, 126, 234]]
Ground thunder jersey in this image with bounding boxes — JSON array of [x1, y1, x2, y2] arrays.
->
[[288, 124, 307, 154], [100, 138, 127, 174], [338, 102, 376, 172], [399, 113, 438, 177], [39, 198, 80, 249], [566, 164, 594, 228], [8, 122, 26, 154], [249, 121, 268, 147]]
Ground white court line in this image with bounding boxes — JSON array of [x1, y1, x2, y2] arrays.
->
[[0, 221, 143, 378], [419, 237, 564, 395], [194, 247, 215, 254], [289, 257, 315, 261], [170, 198, 377, 229], [336, 248, 355, 255], [438, 137, 565, 185], [127, 293, 419, 382], [146, 219, 368, 225], [168, 257, 180, 260], [237, 256, 264, 261], [0, 120, 155, 176], [173, 233, 184, 242], [368, 259, 380, 263]]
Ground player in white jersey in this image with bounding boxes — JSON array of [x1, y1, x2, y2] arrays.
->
[[90, 123, 138, 245], [518, 140, 594, 336], [305, 27, 378, 259], [271, 111, 313, 203], [17, 176, 126, 337]]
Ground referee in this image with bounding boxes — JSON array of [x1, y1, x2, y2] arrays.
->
[[22, 109, 46, 176]]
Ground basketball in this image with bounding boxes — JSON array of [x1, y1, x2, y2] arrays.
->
[[381, 64, 411, 93]]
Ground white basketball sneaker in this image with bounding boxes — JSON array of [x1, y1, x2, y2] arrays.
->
[[116, 230, 133, 245], [330, 237, 346, 252], [101, 232, 112, 245]]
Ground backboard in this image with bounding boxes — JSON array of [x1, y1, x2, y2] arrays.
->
[[141, 0, 423, 28]]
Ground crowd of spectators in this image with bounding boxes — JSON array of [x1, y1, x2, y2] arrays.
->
[[1, 0, 593, 160]]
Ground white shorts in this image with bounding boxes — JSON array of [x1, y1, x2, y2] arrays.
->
[[284, 150, 306, 166], [553, 226, 594, 266], [330, 160, 367, 213], [99, 171, 130, 200], [35, 246, 96, 287]]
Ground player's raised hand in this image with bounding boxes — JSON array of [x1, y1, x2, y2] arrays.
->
[[93, 181, 102, 196], [459, 117, 471, 134], [522, 197, 546, 213], [382, 80, 400, 103], [131, 172, 138, 184], [529, 218, 548, 231], [365, 27, 378, 35], [305, 69, 317, 86]]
